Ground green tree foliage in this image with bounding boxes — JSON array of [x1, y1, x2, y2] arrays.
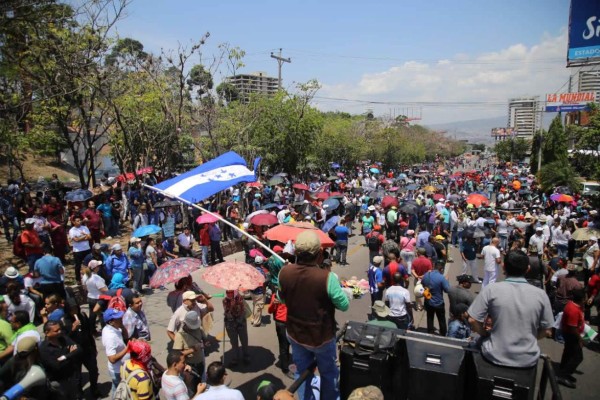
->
[[216, 82, 240, 103], [542, 115, 568, 165], [539, 161, 580, 193], [571, 104, 600, 180], [529, 131, 542, 174], [187, 65, 214, 98], [494, 138, 530, 162]]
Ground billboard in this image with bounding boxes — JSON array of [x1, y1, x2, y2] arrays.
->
[[545, 92, 596, 112], [491, 128, 516, 137], [568, 0, 600, 65]]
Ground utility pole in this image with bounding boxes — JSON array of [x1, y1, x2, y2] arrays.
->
[[270, 48, 291, 90]]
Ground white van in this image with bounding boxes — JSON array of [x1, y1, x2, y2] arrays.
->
[[581, 181, 600, 195]]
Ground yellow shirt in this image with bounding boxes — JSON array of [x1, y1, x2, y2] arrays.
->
[[120, 360, 154, 400]]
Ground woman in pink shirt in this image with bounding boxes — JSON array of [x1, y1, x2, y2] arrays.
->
[[399, 230, 417, 274]]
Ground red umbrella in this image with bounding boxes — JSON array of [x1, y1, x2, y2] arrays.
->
[[196, 213, 222, 224], [149, 258, 202, 288], [330, 191, 343, 197], [316, 192, 330, 200], [250, 213, 278, 226], [381, 195, 399, 209], [202, 261, 265, 291], [246, 182, 262, 188], [292, 183, 309, 191], [466, 193, 489, 207], [264, 223, 334, 247], [433, 193, 445, 201]]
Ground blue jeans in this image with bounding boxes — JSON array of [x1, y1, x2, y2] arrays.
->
[[201, 245, 209, 266], [289, 336, 340, 400], [110, 371, 120, 398], [556, 244, 568, 259]]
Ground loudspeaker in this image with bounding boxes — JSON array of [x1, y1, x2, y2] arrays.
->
[[401, 331, 469, 400], [1, 365, 46, 400], [471, 352, 537, 400], [339, 322, 403, 399]]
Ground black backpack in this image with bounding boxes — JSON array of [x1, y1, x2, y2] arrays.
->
[[367, 234, 380, 251]]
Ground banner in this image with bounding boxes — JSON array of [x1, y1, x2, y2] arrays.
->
[[545, 91, 596, 112], [490, 128, 515, 137], [568, 0, 600, 65]]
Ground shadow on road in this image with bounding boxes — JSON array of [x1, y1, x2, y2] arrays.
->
[[235, 372, 285, 400], [227, 345, 276, 373]]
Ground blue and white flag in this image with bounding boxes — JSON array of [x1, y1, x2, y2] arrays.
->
[[154, 151, 260, 204]]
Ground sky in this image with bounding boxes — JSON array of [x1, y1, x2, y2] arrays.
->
[[111, 0, 575, 124]]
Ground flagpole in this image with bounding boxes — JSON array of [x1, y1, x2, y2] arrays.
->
[[142, 184, 286, 263]]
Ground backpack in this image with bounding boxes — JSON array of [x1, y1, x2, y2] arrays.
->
[[106, 288, 127, 312], [367, 233, 380, 251], [113, 368, 145, 400], [13, 234, 26, 260]]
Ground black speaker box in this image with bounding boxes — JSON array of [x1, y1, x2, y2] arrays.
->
[[471, 352, 537, 400], [400, 331, 470, 400], [339, 322, 404, 399]]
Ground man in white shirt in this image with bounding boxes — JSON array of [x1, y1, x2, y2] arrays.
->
[[195, 361, 244, 400], [68, 215, 91, 284], [528, 227, 546, 257], [101, 308, 129, 395], [167, 291, 214, 341], [177, 227, 195, 257], [479, 238, 502, 287], [383, 272, 413, 329]]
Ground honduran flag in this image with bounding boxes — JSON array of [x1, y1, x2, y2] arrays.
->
[[154, 151, 261, 204]]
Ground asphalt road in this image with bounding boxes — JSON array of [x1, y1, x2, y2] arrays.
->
[[89, 232, 599, 400]]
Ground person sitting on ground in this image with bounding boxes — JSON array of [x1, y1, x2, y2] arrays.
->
[[195, 361, 243, 400], [368, 300, 397, 329], [468, 250, 554, 368], [447, 303, 471, 340]]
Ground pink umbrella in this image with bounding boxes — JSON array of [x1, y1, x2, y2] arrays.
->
[[292, 183, 309, 191], [250, 213, 278, 226], [246, 182, 262, 188], [149, 258, 202, 288], [136, 166, 153, 175], [202, 261, 265, 291], [196, 213, 222, 224]]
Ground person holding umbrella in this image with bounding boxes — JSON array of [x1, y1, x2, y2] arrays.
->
[[222, 290, 249, 366]]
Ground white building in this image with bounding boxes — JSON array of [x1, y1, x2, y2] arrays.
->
[[225, 71, 279, 103], [507, 96, 541, 139]]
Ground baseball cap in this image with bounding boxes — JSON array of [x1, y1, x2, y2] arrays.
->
[[295, 231, 321, 254], [25, 218, 35, 225], [273, 245, 284, 253], [182, 291, 199, 301], [590, 236, 598, 242], [88, 260, 103, 269], [535, 227, 543, 232], [435, 235, 445, 240], [92, 243, 102, 250], [103, 308, 124, 322], [129, 237, 142, 244], [16, 337, 38, 354], [372, 256, 384, 265], [111, 243, 122, 251], [254, 256, 265, 264]]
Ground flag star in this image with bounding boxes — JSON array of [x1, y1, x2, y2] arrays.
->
[[229, 173, 236, 177], [215, 174, 222, 178]]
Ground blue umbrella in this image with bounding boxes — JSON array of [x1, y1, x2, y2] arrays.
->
[[133, 224, 162, 237], [321, 215, 340, 232], [64, 189, 94, 202], [398, 173, 407, 179], [331, 162, 341, 169], [262, 203, 279, 210], [369, 168, 380, 174], [406, 184, 418, 191], [322, 198, 340, 212]]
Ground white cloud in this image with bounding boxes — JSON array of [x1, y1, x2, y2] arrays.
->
[[317, 30, 570, 124]]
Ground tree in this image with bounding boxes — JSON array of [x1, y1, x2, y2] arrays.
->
[[529, 131, 542, 174], [539, 161, 580, 193], [494, 138, 530, 162], [216, 82, 239, 103], [571, 103, 600, 180], [542, 114, 568, 166]]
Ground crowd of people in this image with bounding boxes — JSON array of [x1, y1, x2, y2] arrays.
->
[[0, 152, 598, 398]]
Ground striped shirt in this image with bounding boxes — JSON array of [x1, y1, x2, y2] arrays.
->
[[161, 374, 189, 400], [120, 360, 154, 400]]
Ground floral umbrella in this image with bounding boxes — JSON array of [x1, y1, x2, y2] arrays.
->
[[202, 261, 265, 291], [149, 257, 203, 288], [550, 193, 574, 203]]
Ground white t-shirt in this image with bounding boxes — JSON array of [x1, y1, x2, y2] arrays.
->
[[102, 324, 129, 375], [161, 374, 189, 400], [24, 275, 42, 290], [177, 233, 193, 248], [69, 225, 91, 252], [481, 245, 501, 272], [83, 273, 107, 300], [383, 285, 411, 317], [194, 385, 244, 400]]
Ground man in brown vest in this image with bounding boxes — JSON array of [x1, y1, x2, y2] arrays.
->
[[278, 230, 349, 400]]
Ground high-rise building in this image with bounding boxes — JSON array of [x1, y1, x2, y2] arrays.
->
[[507, 96, 541, 139], [574, 66, 600, 99], [225, 71, 279, 103]]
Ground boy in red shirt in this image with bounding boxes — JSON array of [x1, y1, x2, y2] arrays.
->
[[557, 288, 585, 389]]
